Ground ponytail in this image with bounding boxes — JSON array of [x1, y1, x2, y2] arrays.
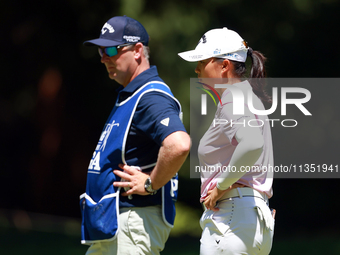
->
[[229, 47, 271, 103], [247, 47, 271, 103]]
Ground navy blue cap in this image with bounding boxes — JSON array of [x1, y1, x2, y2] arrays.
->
[[84, 15, 149, 47]]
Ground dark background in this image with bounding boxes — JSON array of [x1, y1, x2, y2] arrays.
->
[[1, 0, 340, 253]]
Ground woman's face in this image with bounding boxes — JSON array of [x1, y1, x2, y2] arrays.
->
[[195, 58, 222, 79]]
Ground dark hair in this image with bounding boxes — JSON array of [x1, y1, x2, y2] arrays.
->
[[231, 47, 271, 103]]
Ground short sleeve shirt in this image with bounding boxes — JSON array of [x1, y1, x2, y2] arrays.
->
[[117, 66, 187, 207]]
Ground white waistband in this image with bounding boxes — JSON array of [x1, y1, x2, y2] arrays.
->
[[219, 187, 268, 202]]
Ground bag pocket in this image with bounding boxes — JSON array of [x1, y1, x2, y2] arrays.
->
[[80, 192, 119, 243]]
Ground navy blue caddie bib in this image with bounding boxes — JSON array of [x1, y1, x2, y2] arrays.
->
[[80, 81, 181, 244]]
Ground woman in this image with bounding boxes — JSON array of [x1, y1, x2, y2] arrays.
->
[[178, 27, 275, 255]]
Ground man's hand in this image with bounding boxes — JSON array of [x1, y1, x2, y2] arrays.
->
[[112, 131, 190, 197], [113, 164, 150, 196]]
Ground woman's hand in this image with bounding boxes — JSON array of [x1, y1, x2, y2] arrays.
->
[[204, 186, 230, 211]]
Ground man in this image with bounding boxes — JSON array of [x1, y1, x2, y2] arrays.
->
[[80, 16, 191, 255]]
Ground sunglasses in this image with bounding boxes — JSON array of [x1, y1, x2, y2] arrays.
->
[[98, 43, 135, 57]]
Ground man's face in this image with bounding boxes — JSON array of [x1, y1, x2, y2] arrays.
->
[[100, 45, 136, 86]]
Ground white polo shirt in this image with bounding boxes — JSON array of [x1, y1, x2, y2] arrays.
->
[[198, 80, 274, 202]]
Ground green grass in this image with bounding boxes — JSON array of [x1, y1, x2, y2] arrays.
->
[[1, 209, 339, 255], [0, 227, 88, 255], [1, 227, 340, 255], [0, 227, 199, 255]]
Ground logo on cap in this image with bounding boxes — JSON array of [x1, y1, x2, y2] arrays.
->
[[201, 35, 207, 44], [213, 48, 221, 55], [197, 35, 207, 46], [101, 23, 115, 35], [123, 35, 141, 43]]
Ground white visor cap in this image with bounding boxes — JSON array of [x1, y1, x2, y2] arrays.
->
[[178, 27, 248, 63]]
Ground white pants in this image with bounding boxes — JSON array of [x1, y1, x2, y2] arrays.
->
[[200, 195, 274, 255], [85, 205, 172, 255]]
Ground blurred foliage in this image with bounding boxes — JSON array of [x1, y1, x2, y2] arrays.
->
[[1, 0, 340, 241], [171, 202, 202, 237]]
